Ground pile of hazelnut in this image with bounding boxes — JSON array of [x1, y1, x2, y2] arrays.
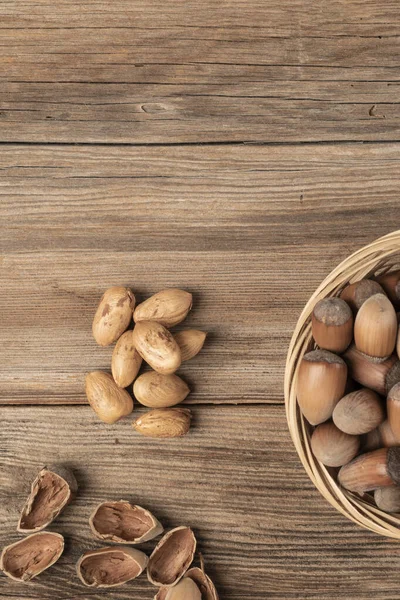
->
[[297, 272, 400, 513]]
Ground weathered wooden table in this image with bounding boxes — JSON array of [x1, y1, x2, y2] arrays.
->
[[1, 1, 400, 598]]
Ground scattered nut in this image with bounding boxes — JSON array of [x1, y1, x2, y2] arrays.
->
[[0, 532, 64, 582], [85, 371, 133, 424], [77, 546, 148, 588], [134, 372, 190, 408], [133, 321, 182, 375], [134, 289, 192, 328], [112, 330, 142, 388], [92, 286, 135, 346], [133, 408, 192, 438], [18, 465, 77, 533], [89, 500, 163, 544]]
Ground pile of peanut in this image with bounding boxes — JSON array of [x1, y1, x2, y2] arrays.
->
[[87, 287, 206, 438]]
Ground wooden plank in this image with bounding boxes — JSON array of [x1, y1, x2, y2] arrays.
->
[[1, 0, 399, 34], [1, 404, 399, 600], [1, 143, 400, 405], [0, 0, 399, 143]]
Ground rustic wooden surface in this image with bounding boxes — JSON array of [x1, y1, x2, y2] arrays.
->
[[1, 0, 400, 598]]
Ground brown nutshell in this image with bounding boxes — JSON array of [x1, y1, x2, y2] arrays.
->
[[332, 388, 385, 435], [77, 546, 148, 588], [311, 297, 353, 353], [89, 500, 163, 544], [387, 382, 400, 442], [354, 293, 397, 359], [18, 465, 77, 533], [376, 271, 400, 308], [361, 419, 399, 452], [147, 526, 197, 587], [340, 279, 385, 313], [310, 422, 359, 467], [343, 345, 400, 395], [0, 532, 64, 583], [338, 447, 396, 493], [375, 486, 400, 513], [296, 349, 347, 425]]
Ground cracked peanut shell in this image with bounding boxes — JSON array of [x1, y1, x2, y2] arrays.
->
[[147, 526, 196, 587], [18, 465, 77, 533], [77, 546, 148, 588], [0, 532, 64, 582], [89, 500, 163, 544]]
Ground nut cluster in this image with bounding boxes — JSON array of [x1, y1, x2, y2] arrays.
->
[[87, 287, 207, 438], [0, 466, 219, 599], [297, 273, 400, 512]]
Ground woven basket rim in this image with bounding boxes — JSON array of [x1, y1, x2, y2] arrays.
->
[[284, 230, 400, 538]]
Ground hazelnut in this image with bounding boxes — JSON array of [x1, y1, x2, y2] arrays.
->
[[312, 298, 353, 353], [296, 349, 347, 425]]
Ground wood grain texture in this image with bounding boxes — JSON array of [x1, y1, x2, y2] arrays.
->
[[0, 0, 399, 143], [1, 144, 400, 405], [1, 404, 400, 600]]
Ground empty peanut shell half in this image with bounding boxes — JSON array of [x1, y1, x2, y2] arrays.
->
[[0, 532, 64, 582], [89, 500, 163, 544], [77, 546, 148, 588], [18, 465, 77, 533], [148, 526, 197, 587]]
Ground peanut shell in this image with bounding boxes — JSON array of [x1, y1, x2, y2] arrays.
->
[[18, 465, 77, 533], [89, 500, 163, 544]]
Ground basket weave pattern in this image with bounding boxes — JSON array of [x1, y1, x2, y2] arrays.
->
[[285, 230, 400, 538]]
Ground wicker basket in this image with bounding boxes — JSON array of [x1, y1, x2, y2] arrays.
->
[[285, 230, 400, 538]]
